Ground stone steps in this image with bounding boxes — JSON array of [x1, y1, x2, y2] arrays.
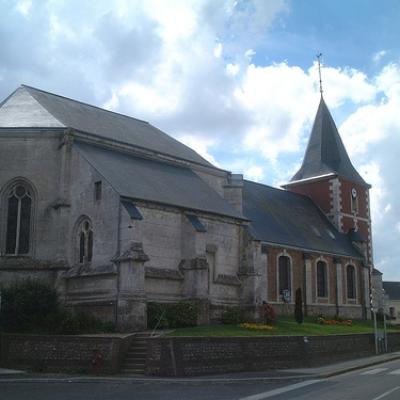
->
[[120, 332, 152, 374]]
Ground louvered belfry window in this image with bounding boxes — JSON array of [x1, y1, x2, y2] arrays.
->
[[5, 184, 32, 255]]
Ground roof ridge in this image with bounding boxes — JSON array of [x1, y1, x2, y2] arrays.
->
[[21, 84, 150, 125], [244, 179, 312, 200]]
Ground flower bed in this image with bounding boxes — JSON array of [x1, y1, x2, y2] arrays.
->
[[317, 317, 352, 326], [239, 323, 274, 331]]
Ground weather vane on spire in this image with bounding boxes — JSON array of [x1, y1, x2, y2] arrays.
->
[[316, 52, 323, 97]]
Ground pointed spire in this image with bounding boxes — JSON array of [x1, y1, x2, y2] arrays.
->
[[289, 97, 369, 186]]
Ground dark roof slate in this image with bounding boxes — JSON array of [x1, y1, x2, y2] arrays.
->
[[20, 85, 213, 168], [242, 180, 362, 258], [383, 281, 400, 300], [75, 142, 243, 220], [291, 97, 368, 186]]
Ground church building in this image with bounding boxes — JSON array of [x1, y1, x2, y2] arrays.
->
[[0, 85, 372, 330]]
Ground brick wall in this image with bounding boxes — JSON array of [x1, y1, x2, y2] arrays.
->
[[146, 333, 400, 376]]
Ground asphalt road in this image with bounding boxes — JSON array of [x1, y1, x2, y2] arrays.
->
[[1, 359, 400, 400]]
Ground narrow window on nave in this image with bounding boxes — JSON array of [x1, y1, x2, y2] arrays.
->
[[278, 256, 291, 300], [77, 218, 93, 264], [317, 261, 328, 298], [346, 265, 356, 299], [5, 184, 33, 255]]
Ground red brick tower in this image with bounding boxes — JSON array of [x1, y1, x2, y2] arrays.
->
[[283, 97, 373, 267]]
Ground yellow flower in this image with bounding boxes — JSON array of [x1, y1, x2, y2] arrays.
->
[[239, 323, 273, 330]]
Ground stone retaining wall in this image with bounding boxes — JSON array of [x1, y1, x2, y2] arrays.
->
[[0, 333, 135, 374], [146, 332, 400, 376], [2, 332, 400, 376]]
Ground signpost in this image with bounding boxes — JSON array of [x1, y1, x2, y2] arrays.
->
[[371, 287, 389, 354], [371, 288, 379, 354]]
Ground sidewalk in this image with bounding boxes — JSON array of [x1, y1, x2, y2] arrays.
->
[[1, 352, 400, 384]]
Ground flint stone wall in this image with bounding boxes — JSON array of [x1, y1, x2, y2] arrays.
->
[[0, 333, 134, 373], [146, 332, 400, 376]]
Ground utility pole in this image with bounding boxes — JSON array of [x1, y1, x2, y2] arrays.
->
[[371, 288, 378, 354]]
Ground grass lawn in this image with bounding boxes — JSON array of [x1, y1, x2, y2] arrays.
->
[[168, 317, 400, 337]]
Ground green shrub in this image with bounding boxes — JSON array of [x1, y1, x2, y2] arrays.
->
[[221, 307, 245, 324], [0, 279, 115, 334], [0, 279, 59, 333], [294, 288, 304, 324], [166, 301, 199, 328], [147, 301, 199, 329]]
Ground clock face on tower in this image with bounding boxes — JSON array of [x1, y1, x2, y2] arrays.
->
[[351, 188, 357, 198]]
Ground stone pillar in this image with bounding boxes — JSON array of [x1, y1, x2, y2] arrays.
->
[[113, 242, 149, 332], [239, 240, 268, 321], [303, 254, 313, 311], [180, 215, 209, 324], [335, 258, 343, 306], [334, 257, 343, 317], [55, 130, 73, 261]]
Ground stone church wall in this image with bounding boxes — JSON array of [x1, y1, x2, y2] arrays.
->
[[68, 146, 120, 268], [0, 132, 66, 287]]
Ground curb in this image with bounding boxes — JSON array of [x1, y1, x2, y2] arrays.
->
[[317, 354, 400, 378], [1, 354, 400, 384], [0, 374, 310, 385]]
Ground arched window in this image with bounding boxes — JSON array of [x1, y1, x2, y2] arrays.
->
[[278, 256, 291, 300], [347, 265, 356, 299], [5, 183, 33, 255], [317, 261, 328, 298], [77, 218, 93, 264]]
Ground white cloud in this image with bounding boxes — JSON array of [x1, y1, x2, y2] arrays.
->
[[214, 42, 223, 58], [373, 50, 387, 63], [244, 165, 264, 182], [178, 135, 220, 166], [15, 0, 32, 16], [245, 49, 256, 61]]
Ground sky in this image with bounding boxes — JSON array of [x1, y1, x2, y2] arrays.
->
[[1, 0, 400, 280]]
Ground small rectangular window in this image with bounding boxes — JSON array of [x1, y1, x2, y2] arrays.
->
[[94, 181, 102, 201]]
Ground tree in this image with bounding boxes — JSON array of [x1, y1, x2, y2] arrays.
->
[[295, 288, 304, 324]]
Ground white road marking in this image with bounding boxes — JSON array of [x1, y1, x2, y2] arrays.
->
[[361, 368, 389, 375], [371, 386, 400, 400], [388, 369, 400, 375], [238, 379, 322, 400]]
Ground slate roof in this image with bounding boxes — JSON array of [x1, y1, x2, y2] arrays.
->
[[290, 97, 368, 186], [75, 142, 244, 220], [0, 85, 212, 168], [383, 282, 400, 301], [242, 180, 362, 258]]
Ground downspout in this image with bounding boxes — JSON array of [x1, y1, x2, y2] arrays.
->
[[114, 198, 122, 327], [334, 259, 339, 318], [303, 254, 307, 317]]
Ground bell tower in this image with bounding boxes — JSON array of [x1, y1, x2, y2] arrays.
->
[[283, 96, 373, 267]]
